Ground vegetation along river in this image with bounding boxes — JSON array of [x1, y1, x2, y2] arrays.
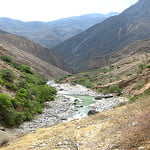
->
[[13, 80, 128, 135]]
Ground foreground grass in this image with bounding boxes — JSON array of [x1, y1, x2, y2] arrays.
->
[[1, 95, 150, 150]]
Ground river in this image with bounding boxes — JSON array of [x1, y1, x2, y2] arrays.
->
[[12, 81, 128, 135]]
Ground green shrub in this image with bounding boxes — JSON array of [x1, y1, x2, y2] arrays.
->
[[126, 73, 132, 76], [129, 96, 138, 103], [0, 59, 56, 127], [135, 80, 145, 90], [0, 55, 12, 63], [4, 82, 18, 91], [97, 88, 108, 94], [11, 62, 22, 70], [0, 69, 15, 82], [24, 73, 45, 85], [37, 85, 56, 102], [0, 78, 4, 84], [143, 89, 150, 96], [138, 64, 146, 70], [17, 80, 28, 88], [20, 65, 33, 74], [0, 93, 16, 126], [73, 78, 94, 88], [146, 65, 150, 69], [15, 112, 26, 125], [108, 85, 121, 93]]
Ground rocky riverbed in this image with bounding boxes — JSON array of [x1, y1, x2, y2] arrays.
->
[[12, 81, 128, 136]]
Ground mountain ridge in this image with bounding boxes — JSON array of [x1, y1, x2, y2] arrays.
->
[[54, 0, 150, 72], [0, 13, 118, 48]]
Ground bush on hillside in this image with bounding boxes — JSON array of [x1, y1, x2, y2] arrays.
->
[[0, 93, 16, 126], [0, 69, 15, 82], [73, 78, 94, 88], [0, 57, 56, 127], [0, 55, 12, 63], [108, 85, 121, 93]]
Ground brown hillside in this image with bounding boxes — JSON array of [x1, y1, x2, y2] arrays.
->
[[60, 39, 150, 97], [0, 30, 69, 79], [0, 30, 69, 72]]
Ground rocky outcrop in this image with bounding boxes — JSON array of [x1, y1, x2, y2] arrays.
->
[[88, 110, 99, 116]]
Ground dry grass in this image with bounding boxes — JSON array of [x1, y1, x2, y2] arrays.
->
[[1, 95, 150, 150]]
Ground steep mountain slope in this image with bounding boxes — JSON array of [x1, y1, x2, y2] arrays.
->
[[54, 0, 150, 72], [0, 13, 118, 48], [0, 30, 69, 78], [88, 39, 150, 70], [57, 39, 150, 97]]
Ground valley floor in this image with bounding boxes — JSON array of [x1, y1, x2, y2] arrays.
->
[[1, 95, 150, 150]]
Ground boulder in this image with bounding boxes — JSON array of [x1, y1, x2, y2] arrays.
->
[[95, 96, 103, 100], [95, 94, 113, 100], [0, 131, 11, 146], [103, 94, 114, 98], [88, 110, 99, 116], [75, 105, 83, 108]]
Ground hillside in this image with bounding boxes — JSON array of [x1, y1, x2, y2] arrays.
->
[[0, 30, 69, 78], [0, 41, 150, 150], [0, 56, 61, 146], [0, 13, 118, 48], [54, 0, 150, 72], [57, 39, 150, 98]]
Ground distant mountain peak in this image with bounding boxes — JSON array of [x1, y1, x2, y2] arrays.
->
[[54, 0, 150, 72], [0, 13, 118, 48]]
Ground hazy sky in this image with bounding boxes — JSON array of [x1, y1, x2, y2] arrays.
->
[[0, 0, 138, 22]]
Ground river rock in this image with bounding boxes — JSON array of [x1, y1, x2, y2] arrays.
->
[[95, 96, 103, 100], [88, 110, 99, 116], [95, 94, 114, 100], [0, 130, 12, 146], [75, 105, 83, 108], [0, 127, 5, 131], [102, 94, 114, 98]]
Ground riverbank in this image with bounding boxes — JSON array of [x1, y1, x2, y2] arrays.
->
[[2, 95, 150, 150], [10, 81, 128, 136]]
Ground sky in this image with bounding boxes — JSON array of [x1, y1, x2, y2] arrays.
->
[[0, 0, 138, 22]]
